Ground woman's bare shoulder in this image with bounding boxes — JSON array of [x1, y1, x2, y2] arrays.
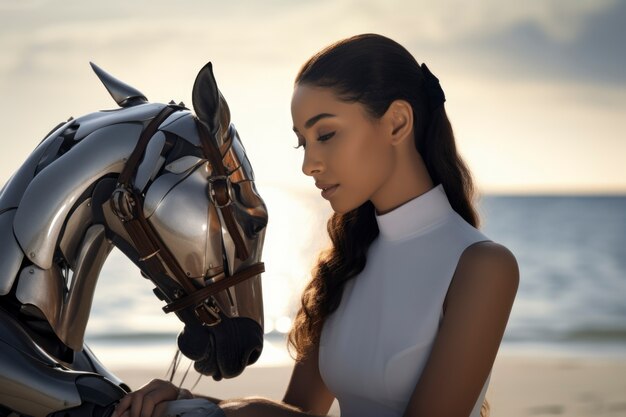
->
[[451, 240, 519, 303], [461, 241, 518, 270]]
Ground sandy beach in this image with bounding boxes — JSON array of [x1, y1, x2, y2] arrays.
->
[[110, 352, 626, 417]]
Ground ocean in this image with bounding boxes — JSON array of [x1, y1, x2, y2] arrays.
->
[[478, 193, 626, 358], [84, 187, 626, 368]]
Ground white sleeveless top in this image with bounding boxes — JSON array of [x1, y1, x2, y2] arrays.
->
[[319, 184, 492, 417]]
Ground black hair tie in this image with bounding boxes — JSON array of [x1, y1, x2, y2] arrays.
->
[[420, 63, 446, 112]]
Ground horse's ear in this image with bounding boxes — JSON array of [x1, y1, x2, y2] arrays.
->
[[90, 62, 148, 107], [192, 62, 231, 134]]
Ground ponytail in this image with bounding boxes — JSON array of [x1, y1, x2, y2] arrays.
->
[[419, 106, 480, 228]]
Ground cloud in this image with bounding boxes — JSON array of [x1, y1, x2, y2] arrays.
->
[[0, 0, 51, 12], [1, 0, 622, 87], [337, 0, 616, 42], [430, 0, 626, 85]]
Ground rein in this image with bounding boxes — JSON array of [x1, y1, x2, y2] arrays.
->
[[111, 104, 264, 326]]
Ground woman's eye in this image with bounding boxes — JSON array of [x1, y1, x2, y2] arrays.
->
[[293, 132, 335, 150], [318, 132, 335, 142], [293, 134, 305, 149]]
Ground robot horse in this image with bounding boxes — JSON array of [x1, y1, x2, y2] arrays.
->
[[0, 62, 268, 417]]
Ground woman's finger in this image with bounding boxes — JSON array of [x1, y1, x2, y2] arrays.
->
[[113, 392, 134, 417], [129, 391, 146, 417], [113, 379, 180, 417], [152, 401, 168, 417], [139, 384, 179, 417]]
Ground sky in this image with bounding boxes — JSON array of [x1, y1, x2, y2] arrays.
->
[[0, 0, 624, 194]]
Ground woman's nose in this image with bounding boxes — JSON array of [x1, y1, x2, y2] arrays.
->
[[301, 148, 323, 176]]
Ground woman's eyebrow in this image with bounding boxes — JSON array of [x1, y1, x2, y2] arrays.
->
[[293, 113, 336, 133]]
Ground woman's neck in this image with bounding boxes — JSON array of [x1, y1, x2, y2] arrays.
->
[[371, 144, 433, 215]]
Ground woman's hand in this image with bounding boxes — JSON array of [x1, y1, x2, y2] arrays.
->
[[112, 379, 193, 417]]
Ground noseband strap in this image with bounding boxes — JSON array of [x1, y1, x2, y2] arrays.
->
[[162, 262, 265, 314], [112, 104, 264, 325]]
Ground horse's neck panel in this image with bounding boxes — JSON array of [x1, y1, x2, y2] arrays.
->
[[15, 224, 111, 352], [73, 102, 165, 140], [59, 224, 112, 351], [15, 264, 65, 332], [0, 209, 24, 296], [13, 123, 143, 270], [59, 198, 93, 270], [0, 119, 73, 213]]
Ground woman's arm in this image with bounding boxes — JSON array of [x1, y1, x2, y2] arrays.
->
[[218, 345, 334, 416], [402, 241, 519, 417], [112, 342, 335, 417], [282, 342, 335, 414], [202, 342, 335, 416]]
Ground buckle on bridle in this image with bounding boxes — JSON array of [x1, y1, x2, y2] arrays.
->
[[195, 298, 222, 326], [111, 186, 135, 222], [208, 175, 232, 208]]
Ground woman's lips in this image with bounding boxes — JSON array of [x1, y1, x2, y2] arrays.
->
[[321, 184, 339, 199]]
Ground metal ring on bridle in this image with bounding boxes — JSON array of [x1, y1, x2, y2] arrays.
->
[[208, 175, 233, 208]]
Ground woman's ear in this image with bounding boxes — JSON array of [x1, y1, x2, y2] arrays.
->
[[384, 99, 413, 145]]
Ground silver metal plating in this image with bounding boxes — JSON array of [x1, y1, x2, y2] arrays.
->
[[134, 130, 166, 192], [143, 170, 190, 218], [159, 109, 192, 130], [59, 198, 94, 269], [148, 163, 219, 279], [164, 155, 205, 174], [159, 112, 202, 147], [14, 123, 144, 269], [0, 119, 73, 213], [0, 210, 24, 295], [74, 103, 165, 140]]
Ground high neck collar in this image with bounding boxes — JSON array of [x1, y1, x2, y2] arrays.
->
[[375, 184, 455, 241]]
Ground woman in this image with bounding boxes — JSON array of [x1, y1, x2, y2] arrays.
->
[[113, 33, 519, 417]]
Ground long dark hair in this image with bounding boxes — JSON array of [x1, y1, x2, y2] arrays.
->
[[287, 32, 487, 415]]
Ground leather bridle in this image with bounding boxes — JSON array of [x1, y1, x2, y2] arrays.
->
[[110, 104, 265, 326]]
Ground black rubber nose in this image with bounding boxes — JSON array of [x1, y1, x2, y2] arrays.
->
[[177, 314, 264, 380], [177, 323, 211, 361], [212, 317, 264, 379], [245, 344, 262, 366]]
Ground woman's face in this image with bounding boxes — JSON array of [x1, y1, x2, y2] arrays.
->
[[291, 84, 396, 214]]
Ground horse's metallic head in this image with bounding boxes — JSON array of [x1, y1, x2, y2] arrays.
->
[[105, 63, 268, 380]]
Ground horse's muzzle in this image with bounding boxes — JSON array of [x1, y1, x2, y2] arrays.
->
[[177, 316, 263, 380]]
